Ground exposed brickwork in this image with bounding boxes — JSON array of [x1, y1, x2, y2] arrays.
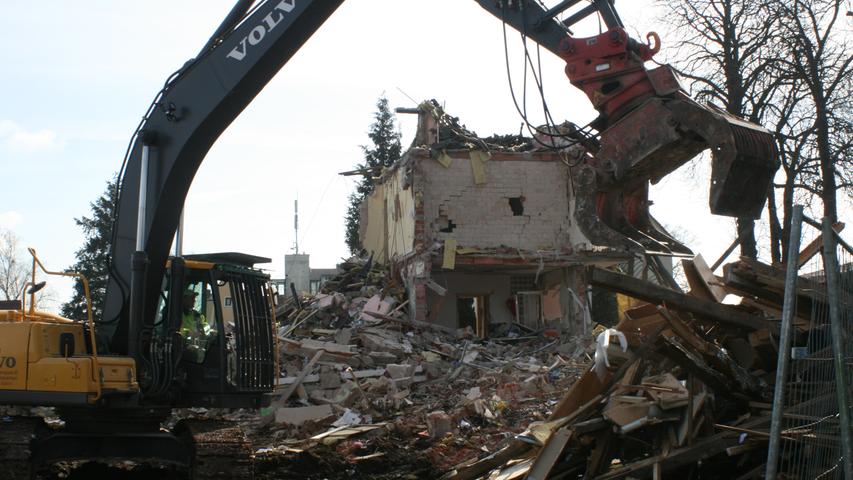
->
[[418, 152, 573, 251]]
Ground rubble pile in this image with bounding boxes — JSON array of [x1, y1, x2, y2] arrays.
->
[[252, 256, 590, 479], [445, 254, 835, 480]]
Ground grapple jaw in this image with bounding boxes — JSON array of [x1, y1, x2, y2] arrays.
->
[[595, 92, 778, 220], [704, 106, 779, 218], [571, 68, 778, 253]]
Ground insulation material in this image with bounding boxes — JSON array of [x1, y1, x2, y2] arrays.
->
[[359, 168, 416, 263], [437, 150, 453, 168], [361, 184, 387, 263], [442, 238, 457, 270], [383, 169, 416, 260], [469, 150, 489, 185]]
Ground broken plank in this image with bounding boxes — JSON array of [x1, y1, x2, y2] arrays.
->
[[797, 222, 844, 267], [489, 458, 533, 480], [262, 350, 325, 425], [310, 423, 387, 443], [445, 440, 533, 480], [590, 268, 772, 332], [526, 427, 573, 480], [682, 254, 727, 303]]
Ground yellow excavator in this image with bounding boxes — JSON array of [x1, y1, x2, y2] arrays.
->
[[0, 1, 777, 478]]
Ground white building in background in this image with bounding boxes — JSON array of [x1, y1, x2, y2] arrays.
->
[[284, 254, 310, 293], [275, 254, 341, 297]]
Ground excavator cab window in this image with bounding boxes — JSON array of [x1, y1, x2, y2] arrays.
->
[[180, 281, 217, 364]]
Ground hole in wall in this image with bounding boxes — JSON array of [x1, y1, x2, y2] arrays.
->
[[508, 197, 525, 216], [439, 219, 457, 233]]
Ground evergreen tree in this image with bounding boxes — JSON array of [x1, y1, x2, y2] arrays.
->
[[61, 176, 118, 321], [344, 96, 402, 255]]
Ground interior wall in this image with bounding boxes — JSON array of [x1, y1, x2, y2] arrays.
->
[[425, 272, 514, 330], [360, 167, 416, 264], [384, 168, 416, 260]]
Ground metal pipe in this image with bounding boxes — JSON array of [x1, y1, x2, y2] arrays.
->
[[821, 216, 853, 480], [29, 251, 36, 314], [802, 214, 853, 254], [129, 140, 152, 363], [175, 209, 184, 257], [766, 205, 803, 479], [26, 248, 102, 401], [136, 144, 150, 252]]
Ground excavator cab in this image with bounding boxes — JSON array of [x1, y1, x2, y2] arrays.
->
[[148, 252, 277, 408]]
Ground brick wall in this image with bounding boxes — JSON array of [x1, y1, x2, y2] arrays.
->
[[418, 152, 573, 251]]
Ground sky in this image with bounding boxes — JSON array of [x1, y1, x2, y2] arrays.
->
[[0, 1, 849, 312]]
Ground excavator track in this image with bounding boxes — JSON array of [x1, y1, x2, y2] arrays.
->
[[0, 416, 41, 480], [177, 419, 254, 480]]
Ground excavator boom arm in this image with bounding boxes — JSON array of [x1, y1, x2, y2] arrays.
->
[[103, 0, 346, 352]]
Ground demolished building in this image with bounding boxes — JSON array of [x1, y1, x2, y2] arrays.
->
[[358, 102, 678, 337]]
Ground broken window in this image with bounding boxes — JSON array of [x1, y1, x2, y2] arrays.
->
[[515, 291, 543, 329]]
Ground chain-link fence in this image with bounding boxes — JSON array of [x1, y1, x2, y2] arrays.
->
[[768, 207, 853, 480]]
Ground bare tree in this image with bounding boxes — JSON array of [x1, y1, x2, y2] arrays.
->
[[0, 228, 29, 301], [773, 0, 853, 222], [658, 0, 784, 260], [764, 74, 822, 262], [659, 0, 852, 264]]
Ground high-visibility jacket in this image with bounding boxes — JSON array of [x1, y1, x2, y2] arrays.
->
[[181, 310, 209, 337]]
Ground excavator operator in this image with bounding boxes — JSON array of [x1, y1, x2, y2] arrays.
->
[[181, 289, 214, 362]]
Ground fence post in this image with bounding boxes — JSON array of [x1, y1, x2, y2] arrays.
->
[[766, 205, 803, 479], [821, 216, 853, 480]]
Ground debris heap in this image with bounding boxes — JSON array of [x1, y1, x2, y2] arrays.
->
[[251, 255, 590, 479], [445, 254, 838, 480]]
